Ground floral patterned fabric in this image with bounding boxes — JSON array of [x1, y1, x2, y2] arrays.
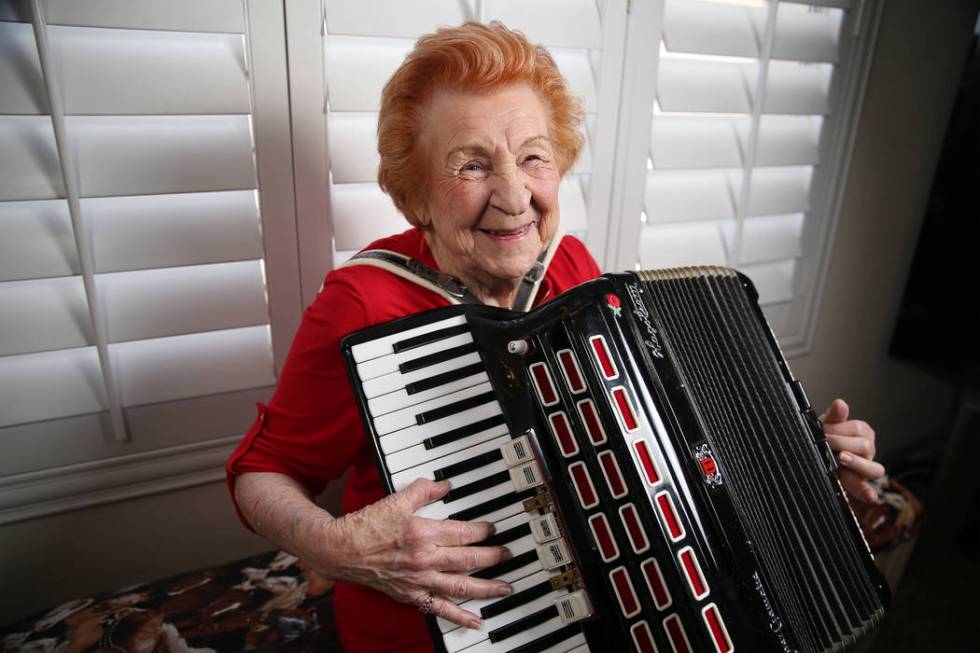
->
[[1, 550, 340, 653]]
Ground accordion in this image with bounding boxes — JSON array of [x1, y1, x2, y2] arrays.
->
[[342, 268, 889, 653]]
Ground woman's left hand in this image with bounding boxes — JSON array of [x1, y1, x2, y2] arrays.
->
[[820, 398, 885, 503]]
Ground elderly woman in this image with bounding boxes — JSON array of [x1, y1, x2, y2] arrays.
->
[[227, 22, 883, 653]]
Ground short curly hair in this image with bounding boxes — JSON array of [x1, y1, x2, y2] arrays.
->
[[377, 21, 584, 226]]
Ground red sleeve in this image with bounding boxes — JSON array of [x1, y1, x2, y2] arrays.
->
[[225, 275, 369, 530], [546, 234, 603, 296]]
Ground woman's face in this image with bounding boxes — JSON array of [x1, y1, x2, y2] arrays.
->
[[420, 84, 561, 299]]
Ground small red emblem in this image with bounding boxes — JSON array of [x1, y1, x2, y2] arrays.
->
[[605, 293, 622, 317], [699, 455, 718, 478], [695, 443, 722, 487]]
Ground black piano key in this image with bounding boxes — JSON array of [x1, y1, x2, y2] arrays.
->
[[405, 362, 486, 395], [392, 323, 469, 354], [471, 550, 537, 580], [480, 580, 553, 619], [489, 605, 558, 643], [398, 342, 478, 374], [443, 470, 511, 504], [479, 522, 531, 548], [449, 489, 536, 522], [433, 449, 503, 481], [424, 414, 506, 450], [506, 623, 580, 653], [416, 391, 496, 426]]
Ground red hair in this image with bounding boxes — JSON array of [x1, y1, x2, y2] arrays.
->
[[377, 21, 584, 226]]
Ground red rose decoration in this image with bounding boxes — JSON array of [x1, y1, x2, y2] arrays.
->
[[605, 293, 621, 308]]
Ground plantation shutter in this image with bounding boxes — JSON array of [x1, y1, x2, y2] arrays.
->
[[0, 0, 292, 522], [616, 0, 878, 346], [318, 0, 627, 265]]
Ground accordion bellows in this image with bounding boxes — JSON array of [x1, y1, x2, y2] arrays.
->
[[343, 268, 889, 653]]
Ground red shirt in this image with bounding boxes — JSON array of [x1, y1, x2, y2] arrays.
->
[[226, 227, 601, 653]]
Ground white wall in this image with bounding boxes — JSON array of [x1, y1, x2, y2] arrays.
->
[[1, 0, 977, 627]]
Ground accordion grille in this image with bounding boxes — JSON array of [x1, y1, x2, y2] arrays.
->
[[639, 267, 883, 653]]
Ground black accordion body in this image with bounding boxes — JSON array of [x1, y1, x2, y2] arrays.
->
[[342, 268, 889, 653]]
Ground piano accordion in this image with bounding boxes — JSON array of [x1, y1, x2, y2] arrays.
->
[[342, 268, 889, 653]]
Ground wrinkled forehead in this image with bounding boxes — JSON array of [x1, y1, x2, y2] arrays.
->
[[422, 84, 553, 158]]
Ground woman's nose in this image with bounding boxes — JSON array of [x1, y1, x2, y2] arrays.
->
[[490, 170, 531, 216]]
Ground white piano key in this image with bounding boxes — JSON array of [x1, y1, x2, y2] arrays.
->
[[415, 476, 514, 521], [385, 421, 510, 472], [379, 401, 503, 455], [355, 331, 474, 381], [351, 314, 468, 362], [467, 614, 573, 653], [440, 570, 550, 633], [390, 434, 510, 491], [540, 633, 588, 653], [367, 371, 489, 417], [374, 381, 495, 435], [362, 351, 483, 398]]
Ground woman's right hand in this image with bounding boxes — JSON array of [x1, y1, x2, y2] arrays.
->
[[310, 478, 514, 629]]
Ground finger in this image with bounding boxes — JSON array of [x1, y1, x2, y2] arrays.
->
[[426, 570, 513, 601], [839, 470, 879, 504], [819, 398, 849, 425], [428, 545, 512, 573], [838, 451, 885, 482], [429, 518, 496, 546], [401, 478, 452, 511], [427, 593, 483, 630], [826, 433, 875, 460], [823, 420, 874, 441]]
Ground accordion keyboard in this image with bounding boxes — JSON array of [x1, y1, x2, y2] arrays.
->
[[350, 315, 591, 653]]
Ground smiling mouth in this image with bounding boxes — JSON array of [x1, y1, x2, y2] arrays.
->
[[480, 222, 536, 240]]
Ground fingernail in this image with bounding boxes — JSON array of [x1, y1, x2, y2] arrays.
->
[[467, 619, 481, 630], [500, 548, 512, 561], [840, 453, 853, 465], [495, 584, 512, 597]]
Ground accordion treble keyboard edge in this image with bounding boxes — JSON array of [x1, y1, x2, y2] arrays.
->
[[342, 268, 889, 653]]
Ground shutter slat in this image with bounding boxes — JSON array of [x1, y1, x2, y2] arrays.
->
[[52, 26, 250, 115], [328, 112, 379, 184], [87, 191, 262, 273], [0, 276, 90, 356], [763, 61, 831, 115], [324, 0, 466, 39], [771, 5, 842, 63], [331, 183, 408, 252], [483, 0, 602, 49], [652, 116, 743, 170], [559, 177, 588, 233], [722, 213, 803, 265], [645, 169, 736, 223], [111, 325, 274, 406], [640, 221, 728, 269], [98, 260, 268, 344], [0, 347, 105, 428], [0, 386, 271, 477], [657, 59, 754, 114], [751, 115, 822, 167], [662, 0, 760, 59], [325, 35, 411, 112], [0, 22, 47, 115], [69, 115, 255, 198], [740, 259, 796, 305], [552, 49, 597, 113], [0, 116, 63, 200], [747, 166, 812, 216], [0, 200, 77, 281], [41, 0, 246, 33]]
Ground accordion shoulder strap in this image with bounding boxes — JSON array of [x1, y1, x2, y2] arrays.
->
[[339, 231, 564, 311]]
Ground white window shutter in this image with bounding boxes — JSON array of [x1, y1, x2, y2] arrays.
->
[[615, 0, 881, 350], [0, 1, 293, 523]]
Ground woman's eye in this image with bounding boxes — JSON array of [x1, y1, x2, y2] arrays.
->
[[461, 162, 484, 173]]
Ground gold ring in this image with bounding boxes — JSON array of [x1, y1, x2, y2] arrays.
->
[[417, 592, 435, 615]]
